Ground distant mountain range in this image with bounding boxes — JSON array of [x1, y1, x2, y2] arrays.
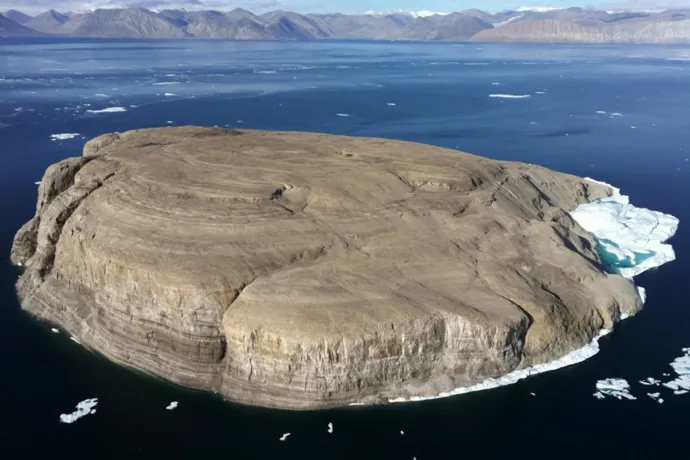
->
[[1, 6, 690, 43]]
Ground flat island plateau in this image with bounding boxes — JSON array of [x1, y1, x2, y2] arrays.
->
[[11, 127, 648, 410]]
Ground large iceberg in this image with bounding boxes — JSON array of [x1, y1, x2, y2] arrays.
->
[[570, 179, 679, 280]]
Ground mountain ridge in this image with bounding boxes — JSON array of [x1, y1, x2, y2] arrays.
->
[[2, 7, 690, 43]]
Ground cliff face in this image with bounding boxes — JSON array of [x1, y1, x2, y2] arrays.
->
[[12, 127, 641, 409]]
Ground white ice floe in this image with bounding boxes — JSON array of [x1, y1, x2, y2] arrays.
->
[[254, 70, 277, 74], [647, 392, 664, 403], [87, 107, 127, 114], [662, 350, 690, 392], [94, 93, 109, 97], [51, 328, 59, 333], [164, 93, 176, 97], [166, 121, 173, 124], [336, 113, 351, 117], [570, 182, 679, 279], [153, 82, 179, 85], [279, 433, 291, 441], [70, 337, 81, 344], [594, 378, 636, 400], [637, 286, 647, 304], [596, 110, 607, 114], [327, 422, 333, 433], [640, 377, 661, 386], [388, 329, 611, 403], [59, 398, 98, 424], [166, 401, 178, 410], [50, 133, 80, 141], [387, 103, 396, 106], [491, 82, 501, 86], [610, 112, 623, 117], [489, 94, 530, 99], [535, 91, 546, 94], [400, 430, 405, 435]]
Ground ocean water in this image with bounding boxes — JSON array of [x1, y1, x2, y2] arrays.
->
[[1, 38, 689, 459]]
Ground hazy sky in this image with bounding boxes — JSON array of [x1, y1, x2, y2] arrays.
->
[[2, 0, 689, 15]]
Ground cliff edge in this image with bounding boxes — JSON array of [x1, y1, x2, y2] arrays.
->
[[12, 127, 641, 409]]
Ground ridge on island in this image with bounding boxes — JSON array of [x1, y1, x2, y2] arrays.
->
[[11, 127, 643, 410]]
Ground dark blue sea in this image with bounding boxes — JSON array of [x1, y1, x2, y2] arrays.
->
[[1, 38, 689, 459]]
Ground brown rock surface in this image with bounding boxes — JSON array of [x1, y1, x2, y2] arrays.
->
[[12, 127, 641, 409]]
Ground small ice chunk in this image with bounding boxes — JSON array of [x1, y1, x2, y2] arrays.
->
[[387, 103, 396, 106], [640, 377, 661, 386], [94, 93, 109, 97], [596, 111, 607, 114], [50, 133, 80, 141], [336, 113, 351, 117], [87, 107, 127, 114], [631, 126, 637, 129], [35, 181, 42, 185], [70, 337, 80, 344], [489, 94, 530, 99], [166, 401, 178, 410], [51, 328, 59, 333], [400, 430, 405, 435], [164, 93, 176, 97], [594, 378, 636, 400], [664, 373, 671, 377], [492, 82, 501, 86], [529, 121, 537, 124], [153, 82, 179, 85], [279, 433, 290, 441], [610, 112, 623, 117], [535, 91, 546, 94], [327, 422, 333, 433], [166, 121, 174, 124], [674, 390, 689, 395], [647, 392, 661, 399], [59, 398, 98, 423], [530, 392, 536, 396], [637, 286, 647, 303]]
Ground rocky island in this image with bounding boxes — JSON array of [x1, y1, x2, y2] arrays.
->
[[12, 127, 643, 409]]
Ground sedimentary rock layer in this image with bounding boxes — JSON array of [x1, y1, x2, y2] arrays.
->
[[12, 127, 640, 409]]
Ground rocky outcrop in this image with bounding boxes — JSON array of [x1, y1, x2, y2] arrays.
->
[[12, 127, 641, 409]]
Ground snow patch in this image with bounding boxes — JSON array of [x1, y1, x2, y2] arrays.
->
[[60, 398, 98, 424]]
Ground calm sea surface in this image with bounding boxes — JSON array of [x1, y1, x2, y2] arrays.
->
[[1, 38, 689, 459]]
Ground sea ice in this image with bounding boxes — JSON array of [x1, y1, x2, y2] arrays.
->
[[87, 107, 127, 114], [164, 93, 176, 97], [166, 401, 178, 410], [327, 422, 333, 433], [662, 350, 690, 392], [50, 133, 80, 141], [596, 111, 607, 114], [489, 94, 530, 99], [336, 113, 351, 117], [570, 182, 679, 279], [491, 82, 501, 86], [59, 398, 98, 423], [70, 337, 80, 344], [153, 82, 180, 85], [387, 103, 396, 106], [51, 328, 59, 333], [594, 378, 636, 400], [388, 329, 611, 403], [535, 91, 546, 94], [610, 112, 623, 117], [640, 377, 661, 386], [279, 433, 290, 441]]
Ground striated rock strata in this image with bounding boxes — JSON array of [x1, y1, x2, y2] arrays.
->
[[12, 127, 641, 409]]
